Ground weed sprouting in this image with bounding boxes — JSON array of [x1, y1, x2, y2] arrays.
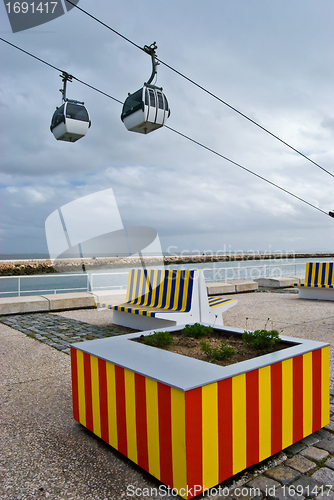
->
[[242, 328, 281, 350], [200, 340, 235, 361], [183, 323, 213, 339], [144, 331, 174, 348]]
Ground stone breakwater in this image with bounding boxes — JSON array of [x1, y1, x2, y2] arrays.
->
[[1, 253, 334, 276]]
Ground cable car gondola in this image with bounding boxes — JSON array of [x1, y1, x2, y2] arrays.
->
[[121, 43, 170, 134], [50, 72, 91, 143]]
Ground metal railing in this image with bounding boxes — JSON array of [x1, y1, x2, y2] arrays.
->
[[89, 272, 128, 292], [0, 263, 306, 298], [0, 273, 89, 297], [0, 272, 128, 297]]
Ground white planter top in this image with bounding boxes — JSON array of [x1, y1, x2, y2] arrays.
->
[[71, 324, 329, 391]]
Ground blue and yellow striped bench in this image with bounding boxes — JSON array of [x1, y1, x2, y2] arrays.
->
[[293, 262, 334, 300], [95, 268, 237, 330]]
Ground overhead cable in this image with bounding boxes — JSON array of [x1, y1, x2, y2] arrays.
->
[[165, 125, 328, 216], [65, 0, 334, 179], [0, 37, 62, 72], [0, 36, 329, 219], [0, 37, 123, 104]]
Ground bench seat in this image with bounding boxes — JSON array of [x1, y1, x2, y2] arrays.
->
[[98, 296, 236, 316]]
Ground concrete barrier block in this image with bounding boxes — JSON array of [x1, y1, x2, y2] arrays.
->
[[91, 290, 127, 306], [233, 280, 258, 292], [0, 296, 49, 315], [255, 276, 304, 288], [206, 282, 236, 295], [41, 292, 95, 311]]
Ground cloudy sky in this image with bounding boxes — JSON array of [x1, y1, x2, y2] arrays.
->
[[1, 0, 334, 258]]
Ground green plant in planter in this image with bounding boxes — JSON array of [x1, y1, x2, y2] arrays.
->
[[183, 323, 213, 339], [144, 331, 174, 347], [200, 340, 235, 361], [242, 328, 281, 350]]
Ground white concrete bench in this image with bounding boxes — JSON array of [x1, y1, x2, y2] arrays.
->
[[95, 269, 238, 330], [293, 262, 334, 300]]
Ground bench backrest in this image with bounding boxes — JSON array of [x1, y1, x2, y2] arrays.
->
[[305, 262, 334, 287], [126, 269, 195, 312]]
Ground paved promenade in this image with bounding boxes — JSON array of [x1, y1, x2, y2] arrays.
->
[[1, 291, 334, 499]]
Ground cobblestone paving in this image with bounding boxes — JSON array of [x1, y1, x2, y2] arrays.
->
[[0, 312, 133, 354], [2, 311, 334, 499]]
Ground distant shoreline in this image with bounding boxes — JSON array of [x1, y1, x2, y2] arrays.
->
[[1, 252, 334, 276]]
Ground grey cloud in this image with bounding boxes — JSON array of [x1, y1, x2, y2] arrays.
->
[[1, 0, 334, 255]]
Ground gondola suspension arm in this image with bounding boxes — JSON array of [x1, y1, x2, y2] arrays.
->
[[143, 42, 160, 87], [60, 71, 72, 103], [59, 72, 84, 105]]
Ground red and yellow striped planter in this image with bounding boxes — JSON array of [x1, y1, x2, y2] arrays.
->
[[71, 325, 330, 499]]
